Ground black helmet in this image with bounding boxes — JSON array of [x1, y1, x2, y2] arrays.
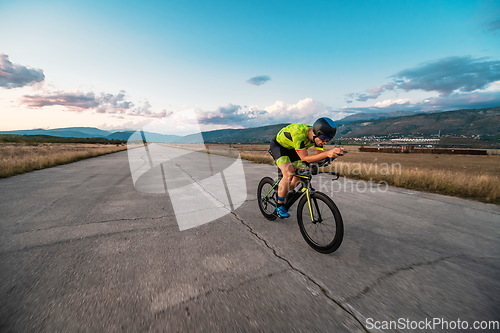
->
[[313, 117, 337, 140]]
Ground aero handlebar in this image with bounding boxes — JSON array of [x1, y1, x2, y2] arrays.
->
[[299, 158, 341, 179]]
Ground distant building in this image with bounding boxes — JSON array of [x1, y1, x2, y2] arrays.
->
[[376, 138, 441, 148]]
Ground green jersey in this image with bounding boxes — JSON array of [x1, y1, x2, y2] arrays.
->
[[276, 123, 323, 151]]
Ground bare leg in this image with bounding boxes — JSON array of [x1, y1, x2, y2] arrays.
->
[[289, 170, 303, 189], [277, 162, 295, 204]]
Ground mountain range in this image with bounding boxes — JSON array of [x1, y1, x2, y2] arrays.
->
[[1, 107, 498, 144], [0, 127, 182, 142], [338, 107, 499, 140], [337, 110, 426, 124]]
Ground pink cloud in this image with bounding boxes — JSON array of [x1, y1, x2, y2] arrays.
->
[[0, 53, 45, 89], [21, 89, 166, 118], [22, 92, 99, 110]]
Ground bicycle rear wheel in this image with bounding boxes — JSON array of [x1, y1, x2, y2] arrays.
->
[[257, 177, 278, 221], [297, 192, 343, 253]]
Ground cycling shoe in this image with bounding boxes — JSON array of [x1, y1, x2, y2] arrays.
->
[[275, 205, 290, 218]]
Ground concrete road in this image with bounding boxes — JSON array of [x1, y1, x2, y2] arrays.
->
[[0, 147, 498, 332]]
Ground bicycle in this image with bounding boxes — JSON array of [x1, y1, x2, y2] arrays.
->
[[257, 158, 344, 253]]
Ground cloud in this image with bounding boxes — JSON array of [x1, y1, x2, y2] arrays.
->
[[22, 91, 99, 110], [372, 98, 412, 108], [393, 56, 500, 95], [263, 98, 332, 121], [0, 53, 45, 89], [197, 98, 351, 127], [21, 89, 165, 118], [197, 104, 266, 125], [348, 56, 500, 101], [419, 90, 500, 111], [246, 75, 271, 86], [95, 91, 134, 113], [347, 84, 394, 102], [485, 18, 500, 33], [342, 90, 500, 114]]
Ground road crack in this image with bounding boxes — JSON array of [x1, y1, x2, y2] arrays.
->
[[16, 215, 174, 234], [153, 269, 291, 316], [343, 254, 499, 303], [231, 211, 370, 332]]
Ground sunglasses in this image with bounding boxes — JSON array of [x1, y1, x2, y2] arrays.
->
[[318, 134, 332, 142]]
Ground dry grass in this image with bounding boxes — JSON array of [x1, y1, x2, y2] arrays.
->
[[328, 147, 498, 203], [5, 140, 496, 203], [163, 143, 274, 164], [166, 143, 500, 204], [324, 146, 499, 204], [329, 161, 499, 204], [0, 143, 127, 178]]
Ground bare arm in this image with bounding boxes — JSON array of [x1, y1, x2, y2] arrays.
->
[[296, 147, 345, 163]]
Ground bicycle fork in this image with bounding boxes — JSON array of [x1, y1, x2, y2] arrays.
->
[[303, 188, 323, 224]]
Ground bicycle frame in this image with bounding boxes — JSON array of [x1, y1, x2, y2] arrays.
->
[[258, 157, 344, 253], [262, 171, 322, 222]]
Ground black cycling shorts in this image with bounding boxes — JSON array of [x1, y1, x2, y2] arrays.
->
[[269, 138, 305, 168]]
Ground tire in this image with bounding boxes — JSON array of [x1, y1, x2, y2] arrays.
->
[[297, 192, 343, 253], [257, 177, 278, 221]]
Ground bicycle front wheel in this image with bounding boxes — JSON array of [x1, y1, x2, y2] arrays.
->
[[257, 177, 278, 221], [297, 192, 343, 253]]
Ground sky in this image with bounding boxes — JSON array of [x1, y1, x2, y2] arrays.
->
[[1, 0, 499, 135]]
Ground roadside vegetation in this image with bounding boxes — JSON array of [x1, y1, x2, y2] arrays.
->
[[166, 143, 500, 204], [2, 138, 498, 204], [329, 153, 499, 204], [0, 142, 127, 178], [0, 134, 126, 144]]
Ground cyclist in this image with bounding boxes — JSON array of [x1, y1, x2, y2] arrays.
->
[[269, 117, 345, 218]]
